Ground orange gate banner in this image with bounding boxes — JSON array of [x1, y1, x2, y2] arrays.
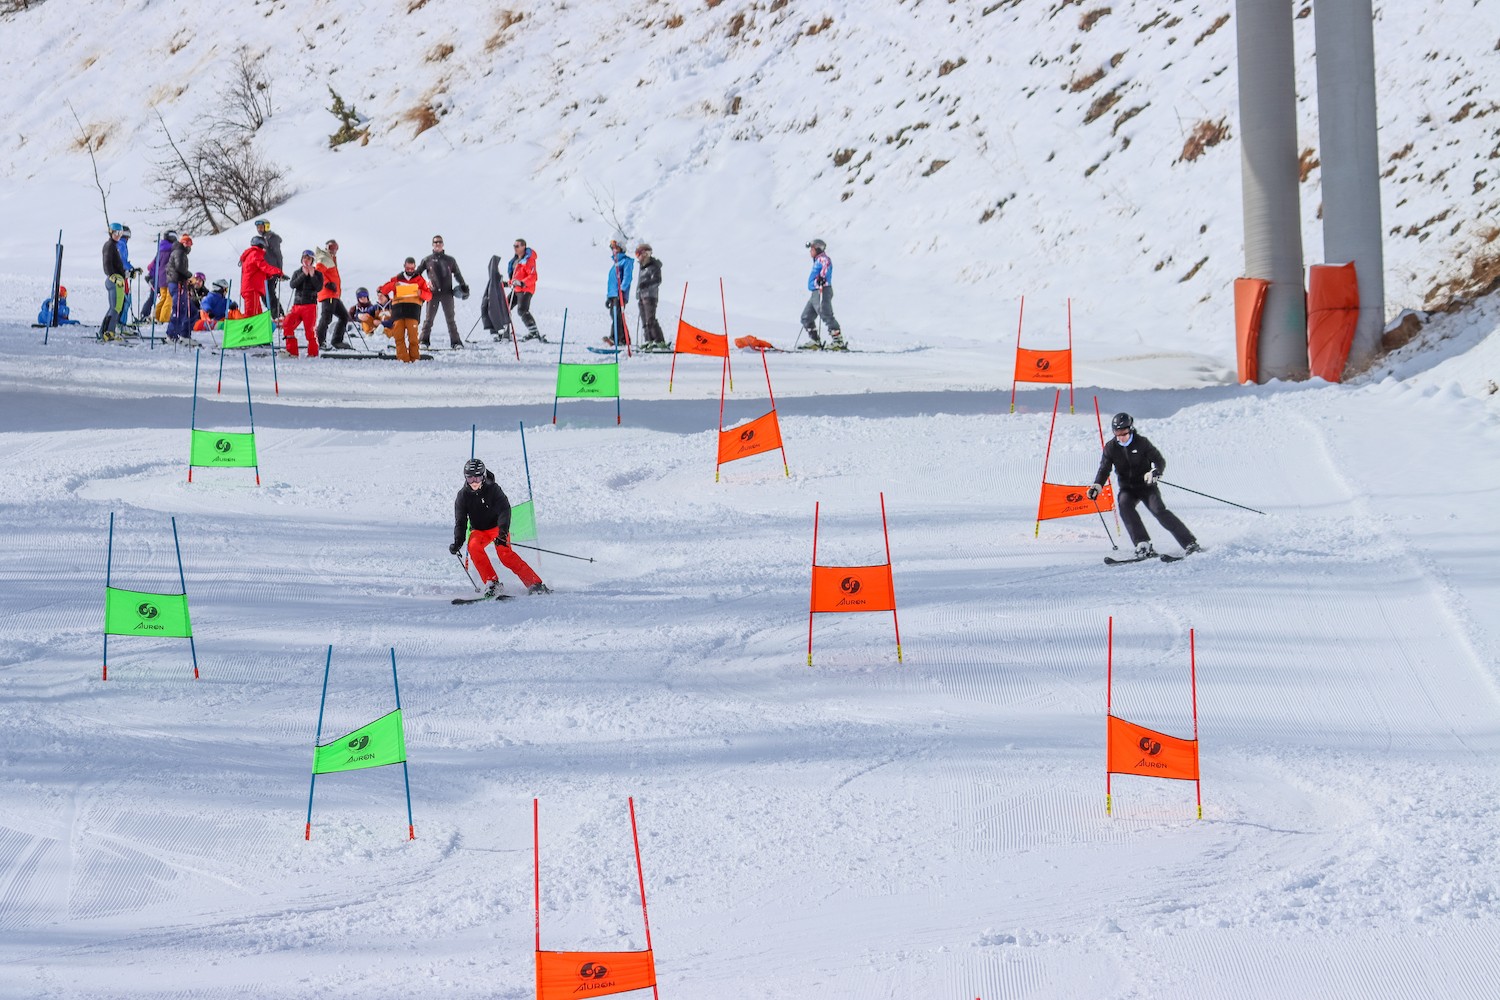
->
[[811, 563, 895, 614], [1038, 480, 1114, 521], [1015, 346, 1073, 384], [675, 319, 728, 358], [717, 408, 783, 466], [1106, 715, 1199, 781], [537, 950, 656, 999]]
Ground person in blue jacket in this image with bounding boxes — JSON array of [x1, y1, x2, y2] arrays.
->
[[116, 225, 139, 327], [798, 238, 845, 351], [604, 238, 634, 347], [37, 286, 80, 325]]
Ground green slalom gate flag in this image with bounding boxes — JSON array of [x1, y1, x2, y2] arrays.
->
[[555, 363, 620, 398], [104, 587, 193, 638], [510, 499, 537, 543], [220, 311, 274, 349], [313, 709, 408, 774], [190, 429, 258, 468]]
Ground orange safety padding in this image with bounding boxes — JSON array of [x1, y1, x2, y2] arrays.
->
[[734, 334, 776, 351], [1038, 480, 1114, 521], [537, 950, 656, 1000], [675, 319, 728, 357], [1307, 262, 1360, 383], [811, 563, 896, 614], [718, 408, 783, 465], [1234, 277, 1270, 385], [1014, 347, 1073, 385], [1106, 715, 1199, 781]]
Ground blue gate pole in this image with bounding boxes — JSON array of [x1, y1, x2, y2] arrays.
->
[[171, 516, 199, 680], [305, 644, 333, 840], [392, 648, 415, 840]]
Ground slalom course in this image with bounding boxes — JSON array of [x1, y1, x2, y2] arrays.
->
[[668, 280, 734, 392], [216, 310, 280, 395], [1035, 391, 1115, 538], [188, 349, 261, 484], [1010, 296, 1075, 413], [715, 346, 789, 481], [1105, 617, 1202, 819], [534, 797, 659, 1000], [101, 512, 199, 681], [807, 493, 902, 666], [304, 646, 416, 841]]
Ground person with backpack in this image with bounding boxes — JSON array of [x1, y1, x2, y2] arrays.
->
[[379, 257, 432, 363], [634, 242, 667, 350], [313, 240, 353, 350], [283, 250, 323, 357], [37, 286, 80, 326], [1088, 412, 1201, 560], [448, 458, 550, 599], [798, 238, 846, 351], [604, 238, 633, 347], [239, 234, 284, 317], [418, 235, 469, 350], [164, 233, 196, 344], [138, 231, 177, 323], [254, 219, 285, 319], [507, 238, 543, 341], [100, 223, 127, 340]]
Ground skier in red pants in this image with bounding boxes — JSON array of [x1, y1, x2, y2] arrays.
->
[[283, 250, 322, 357], [449, 458, 551, 599]]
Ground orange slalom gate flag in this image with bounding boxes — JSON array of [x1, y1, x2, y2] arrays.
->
[[718, 408, 783, 466], [734, 335, 776, 351], [537, 949, 656, 999], [1106, 715, 1199, 781], [1038, 480, 1114, 521], [811, 563, 895, 614], [1015, 346, 1073, 384], [675, 319, 728, 358]]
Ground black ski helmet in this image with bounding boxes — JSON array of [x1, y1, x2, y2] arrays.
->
[[1111, 412, 1134, 433], [463, 458, 486, 478], [356, 286, 370, 300], [250, 235, 266, 248], [806, 238, 827, 252]]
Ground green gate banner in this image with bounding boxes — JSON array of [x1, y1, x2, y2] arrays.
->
[[104, 587, 193, 637], [221, 311, 274, 349], [555, 363, 620, 398], [510, 499, 537, 543], [313, 709, 407, 774], [190, 429, 258, 468]]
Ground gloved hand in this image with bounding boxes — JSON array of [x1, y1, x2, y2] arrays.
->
[[1086, 484, 1101, 500], [1144, 467, 1159, 486], [129, 267, 142, 278], [605, 298, 614, 310], [815, 279, 827, 289], [458, 285, 470, 300], [448, 541, 461, 555]]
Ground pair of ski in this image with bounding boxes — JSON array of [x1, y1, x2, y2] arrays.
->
[[1103, 550, 1200, 566], [452, 592, 516, 604]]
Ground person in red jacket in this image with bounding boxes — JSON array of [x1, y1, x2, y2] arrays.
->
[[283, 250, 323, 357], [313, 240, 352, 350], [239, 235, 284, 317], [378, 257, 431, 363], [507, 238, 543, 341]]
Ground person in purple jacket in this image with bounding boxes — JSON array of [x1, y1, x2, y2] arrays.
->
[[798, 238, 845, 351], [138, 231, 178, 322]]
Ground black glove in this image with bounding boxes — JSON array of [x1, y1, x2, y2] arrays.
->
[[458, 285, 470, 300], [605, 298, 614, 310], [815, 279, 827, 290], [1086, 484, 1101, 500], [448, 541, 461, 555], [129, 267, 142, 278]]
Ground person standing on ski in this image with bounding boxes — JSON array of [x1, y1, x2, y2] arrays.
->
[[418, 235, 469, 350], [164, 234, 196, 344], [799, 238, 845, 350], [283, 250, 323, 357], [239, 235, 284, 317], [140, 231, 176, 322], [634, 242, 667, 349], [314, 240, 352, 350], [604, 239, 633, 347], [1088, 412, 1200, 559], [117, 225, 139, 328], [508, 238, 542, 341], [448, 458, 550, 599], [379, 257, 431, 363], [100, 223, 127, 340], [254, 219, 286, 319]]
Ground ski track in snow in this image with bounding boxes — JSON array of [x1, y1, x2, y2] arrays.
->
[[1, 322, 1499, 998]]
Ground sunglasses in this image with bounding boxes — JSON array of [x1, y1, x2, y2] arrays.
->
[[465, 474, 483, 482]]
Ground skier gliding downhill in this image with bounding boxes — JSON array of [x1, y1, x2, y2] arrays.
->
[[449, 459, 551, 599]]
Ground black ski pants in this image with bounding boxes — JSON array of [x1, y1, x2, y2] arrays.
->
[[316, 298, 350, 345], [1117, 486, 1196, 549], [638, 296, 665, 344], [267, 277, 285, 320], [510, 291, 539, 338]]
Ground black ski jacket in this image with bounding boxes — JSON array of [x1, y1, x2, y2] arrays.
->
[[262, 230, 284, 270], [637, 256, 662, 301], [288, 268, 324, 306], [453, 471, 512, 545], [102, 237, 125, 279], [420, 251, 468, 296], [1094, 432, 1167, 492], [481, 254, 510, 332]]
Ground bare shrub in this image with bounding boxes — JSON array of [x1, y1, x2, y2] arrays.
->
[[403, 104, 441, 137], [212, 48, 274, 135], [832, 148, 855, 167], [938, 57, 967, 77], [1177, 117, 1229, 162], [428, 42, 455, 62], [151, 109, 288, 235], [1068, 67, 1105, 92]]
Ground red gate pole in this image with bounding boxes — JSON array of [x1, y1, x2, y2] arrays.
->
[[807, 502, 821, 666], [1009, 296, 1025, 413], [1191, 629, 1202, 820], [719, 277, 734, 392], [1106, 616, 1113, 816], [880, 492, 902, 663], [1036, 388, 1061, 536], [627, 797, 660, 1000], [669, 282, 688, 391], [1066, 298, 1075, 414]]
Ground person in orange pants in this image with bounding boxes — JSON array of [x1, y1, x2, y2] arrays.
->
[[379, 257, 430, 363], [448, 458, 549, 599], [283, 249, 322, 357]]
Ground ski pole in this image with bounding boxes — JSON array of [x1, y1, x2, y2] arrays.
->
[[509, 542, 593, 563], [454, 551, 480, 591], [1092, 498, 1118, 549], [1157, 479, 1266, 515]]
